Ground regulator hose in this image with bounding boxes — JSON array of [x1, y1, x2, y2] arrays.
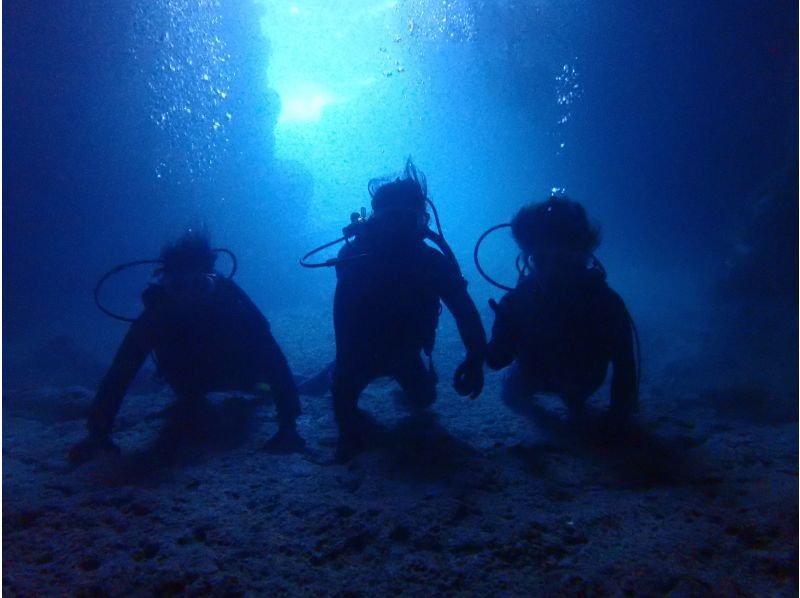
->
[[299, 236, 348, 268], [94, 248, 237, 322], [473, 223, 516, 291], [213, 247, 238, 279], [629, 311, 643, 402], [93, 259, 162, 322], [300, 198, 458, 270]]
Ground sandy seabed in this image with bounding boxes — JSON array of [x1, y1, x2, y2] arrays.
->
[[3, 306, 797, 596]]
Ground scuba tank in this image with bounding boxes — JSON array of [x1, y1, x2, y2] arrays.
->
[[300, 198, 463, 277]]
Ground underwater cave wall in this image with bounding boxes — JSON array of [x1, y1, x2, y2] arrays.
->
[[3, 0, 312, 362]]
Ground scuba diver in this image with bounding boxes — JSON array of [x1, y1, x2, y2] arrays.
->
[[69, 231, 305, 465], [303, 159, 486, 462], [480, 197, 639, 423]]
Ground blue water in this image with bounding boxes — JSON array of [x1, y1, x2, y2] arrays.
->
[[4, 0, 797, 389], [3, 1, 798, 593]]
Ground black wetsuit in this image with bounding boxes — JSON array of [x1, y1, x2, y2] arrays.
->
[[86, 276, 300, 438], [331, 230, 486, 435], [486, 268, 637, 416]]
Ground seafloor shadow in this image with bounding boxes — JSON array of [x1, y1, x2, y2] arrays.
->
[[86, 395, 264, 486], [701, 385, 798, 425], [374, 411, 483, 483], [517, 403, 705, 489], [506, 441, 561, 477]]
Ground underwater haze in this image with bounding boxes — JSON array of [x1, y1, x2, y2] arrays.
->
[[3, 0, 798, 594]]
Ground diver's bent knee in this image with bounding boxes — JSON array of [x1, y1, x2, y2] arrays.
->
[[501, 386, 538, 416], [411, 387, 437, 408]]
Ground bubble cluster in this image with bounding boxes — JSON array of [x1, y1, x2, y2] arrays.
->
[[555, 58, 583, 155], [400, 0, 477, 44], [554, 61, 582, 152], [132, 0, 234, 183]]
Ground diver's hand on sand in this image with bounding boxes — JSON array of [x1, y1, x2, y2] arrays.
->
[[68, 434, 120, 467], [263, 426, 306, 454], [454, 359, 484, 399]]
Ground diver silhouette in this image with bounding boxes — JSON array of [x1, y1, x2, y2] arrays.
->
[[483, 197, 639, 423], [325, 159, 486, 462], [69, 231, 304, 466]]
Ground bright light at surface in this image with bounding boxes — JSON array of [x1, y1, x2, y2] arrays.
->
[[262, 0, 424, 222], [260, 0, 531, 229], [276, 82, 336, 124], [264, 0, 405, 130]]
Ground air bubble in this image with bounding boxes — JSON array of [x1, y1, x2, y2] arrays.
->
[[135, 0, 234, 184]]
